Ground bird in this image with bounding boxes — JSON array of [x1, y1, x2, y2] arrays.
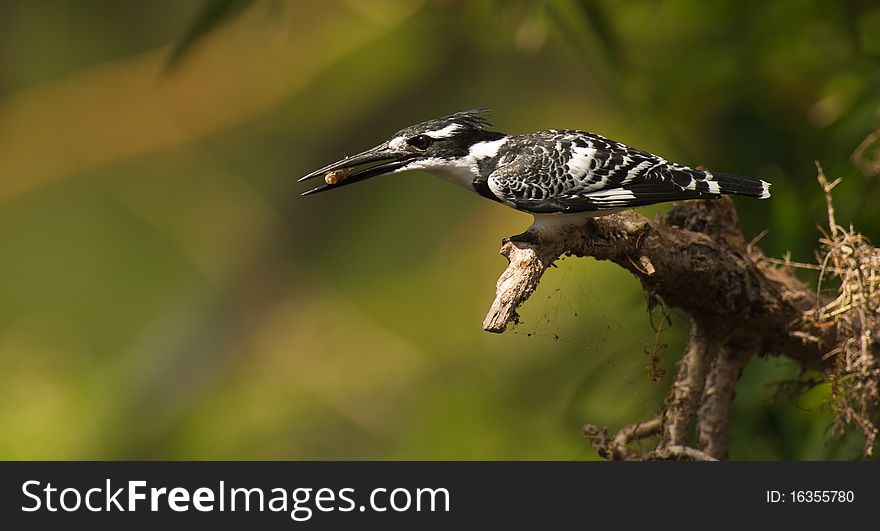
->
[[299, 109, 770, 243]]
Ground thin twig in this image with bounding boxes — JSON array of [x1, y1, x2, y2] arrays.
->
[[761, 256, 842, 273], [816, 161, 840, 238], [584, 417, 662, 460], [649, 445, 718, 461]]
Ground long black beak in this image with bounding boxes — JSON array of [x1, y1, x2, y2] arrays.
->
[[298, 143, 412, 196]]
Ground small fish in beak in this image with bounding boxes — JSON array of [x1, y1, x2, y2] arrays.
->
[[324, 168, 352, 186]]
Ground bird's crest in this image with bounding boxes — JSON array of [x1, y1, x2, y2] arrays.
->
[[401, 109, 494, 138], [441, 109, 493, 131]]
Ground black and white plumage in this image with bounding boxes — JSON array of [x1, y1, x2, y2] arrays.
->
[[300, 109, 770, 238]]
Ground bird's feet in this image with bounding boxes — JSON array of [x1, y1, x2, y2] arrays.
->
[[502, 230, 541, 247]]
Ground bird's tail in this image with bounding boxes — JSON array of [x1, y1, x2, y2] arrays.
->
[[711, 172, 771, 199]]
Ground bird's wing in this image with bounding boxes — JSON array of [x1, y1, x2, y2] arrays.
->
[[487, 131, 761, 214]]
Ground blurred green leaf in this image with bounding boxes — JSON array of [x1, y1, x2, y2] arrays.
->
[[165, 0, 261, 71]]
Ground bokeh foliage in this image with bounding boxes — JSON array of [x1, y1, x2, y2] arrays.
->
[[0, 0, 878, 459]]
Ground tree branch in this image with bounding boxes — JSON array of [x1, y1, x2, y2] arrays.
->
[[649, 445, 718, 461], [485, 197, 842, 460], [661, 321, 716, 448], [696, 342, 753, 459], [584, 416, 662, 460], [484, 198, 834, 366]]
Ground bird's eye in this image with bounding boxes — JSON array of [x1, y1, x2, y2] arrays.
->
[[407, 135, 433, 150]]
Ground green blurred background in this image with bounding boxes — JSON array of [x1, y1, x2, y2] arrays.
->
[[1, 0, 878, 460]]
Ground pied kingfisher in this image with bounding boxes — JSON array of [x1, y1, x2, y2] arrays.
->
[[299, 110, 770, 242]]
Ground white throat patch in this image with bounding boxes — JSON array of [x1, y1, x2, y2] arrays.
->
[[397, 157, 476, 189]]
